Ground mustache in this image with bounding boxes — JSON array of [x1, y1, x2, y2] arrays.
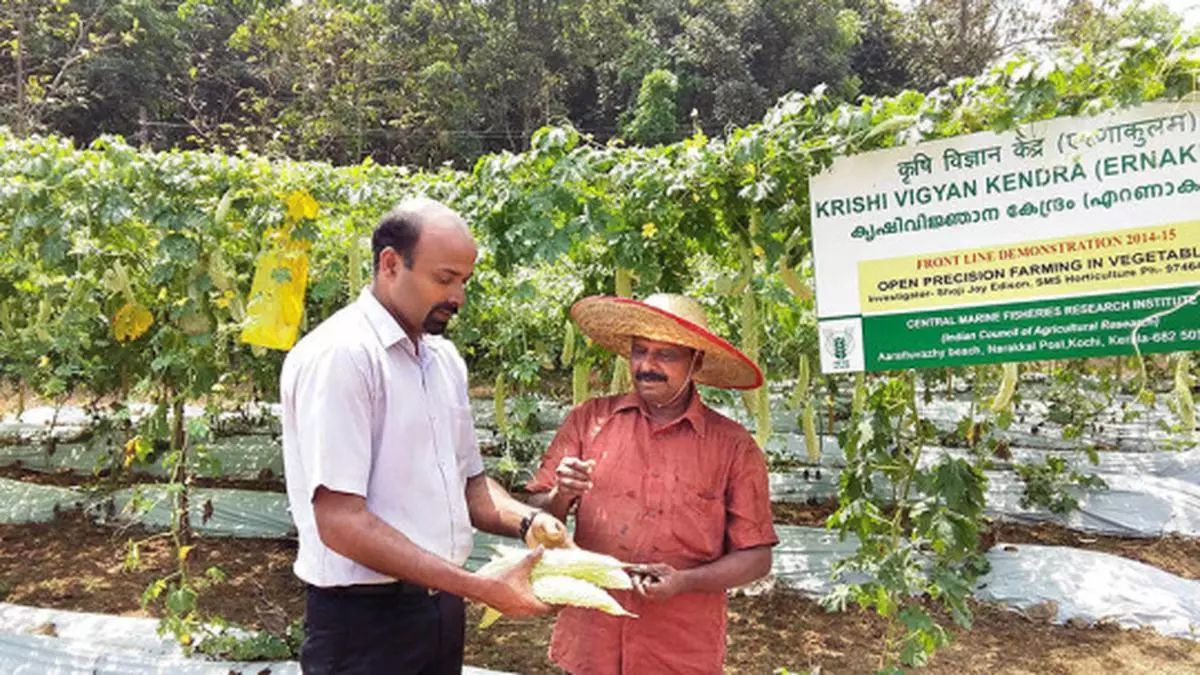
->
[[429, 302, 459, 317], [635, 371, 667, 383]]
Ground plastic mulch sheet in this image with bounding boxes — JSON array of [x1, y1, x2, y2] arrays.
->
[[768, 527, 1200, 641], [770, 450, 1200, 539], [0, 434, 283, 481], [977, 542, 1200, 640], [106, 486, 295, 539], [0, 603, 511, 675], [0, 479, 86, 524]]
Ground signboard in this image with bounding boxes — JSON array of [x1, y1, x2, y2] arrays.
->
[[809, 102, 1199, 374]]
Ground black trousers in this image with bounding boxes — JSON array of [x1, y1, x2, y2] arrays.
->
[[300, 583, 466, 675]]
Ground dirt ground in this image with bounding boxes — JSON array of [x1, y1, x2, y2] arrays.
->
[[0, 463, 288, 493], [10, 463, 1196, 583], [2, 512, 1200, 674]]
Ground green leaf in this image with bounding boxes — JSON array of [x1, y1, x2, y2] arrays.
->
[[159, 234, 199, 262], [899, 606, 936, 633], [141, 579, 166, 609], [166, 586, 198, 615], [124, 539, 141, 572]]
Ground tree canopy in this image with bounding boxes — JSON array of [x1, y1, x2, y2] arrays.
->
[[2, 0, 1189, 167]]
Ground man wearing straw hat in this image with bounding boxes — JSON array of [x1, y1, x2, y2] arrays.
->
[[526, 293, 779, 674]]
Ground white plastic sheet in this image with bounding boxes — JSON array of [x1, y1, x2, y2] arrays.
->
[[766, 528, 1200, 642], [0, 634, 295, 675], [983, 470, 1200, 538], [106, 486, 295, 539], [0, 479, 84, 524], [771, 525, 861, 596], [0, 603, 511, 675], [977, 543, 1200, 639], [770, 449, 1200, 539], [0, 434, 283, 480]]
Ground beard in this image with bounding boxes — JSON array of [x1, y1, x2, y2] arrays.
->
[[422, 302, 459, 335]]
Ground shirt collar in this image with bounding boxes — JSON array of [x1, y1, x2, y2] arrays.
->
[[356, 287, 415, 352], [613, 386, 708, 439]]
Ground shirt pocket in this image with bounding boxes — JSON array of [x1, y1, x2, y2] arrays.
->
[[441, 404, 479, 480], [666, 479, 726, 562]]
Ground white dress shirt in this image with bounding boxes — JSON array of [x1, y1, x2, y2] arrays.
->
[[281, 287, 484, 587]]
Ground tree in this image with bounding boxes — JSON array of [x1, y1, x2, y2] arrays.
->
[[51, 1, 199, 148], [9, 0, 1178, 168], [743, 1, 865, 104], [846, 0, 916, 97], [458, 0, 632, 154], [229, 0, 415, 164], [1053, 0, 1184, 49], [900, 0, 1042, 88], [611, 0, 864, 133], [621, 68, 680, 144], [156, 0, 272, 151], [0, 0, 141, 135]]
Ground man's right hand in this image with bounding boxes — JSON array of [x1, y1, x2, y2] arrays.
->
[[552, 456, 595, 501], [479, 546, 552, 617]]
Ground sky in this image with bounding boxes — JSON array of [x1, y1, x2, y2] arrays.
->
[[892, 0, 1199, 29], [1163, 0, 1199, 27]]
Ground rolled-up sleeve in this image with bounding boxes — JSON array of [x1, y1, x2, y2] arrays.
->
[[293, 345, 374, 501], [526, 403, 589, 494], [725, 436, 779, 551]]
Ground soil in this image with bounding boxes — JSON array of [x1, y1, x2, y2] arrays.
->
[[0, 512, 305, 635], [2, 512, 1200, 674], [10, 473, 1195, 582], [0, 464, 287, 493], [772, 498, 841, 527]]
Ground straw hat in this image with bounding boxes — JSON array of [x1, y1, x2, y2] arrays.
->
[[570, 293, 763, 390]]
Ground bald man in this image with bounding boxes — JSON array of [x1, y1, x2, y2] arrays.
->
[[281, 199, 565, 674]]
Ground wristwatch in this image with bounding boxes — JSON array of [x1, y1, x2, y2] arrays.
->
[[519, 509, 543, 541]]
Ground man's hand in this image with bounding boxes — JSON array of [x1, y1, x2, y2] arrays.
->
[[627, 563, 689, 602], [479, 546, 553, 617], [524, 511, 575, 549], [551, 457, 595, 501]]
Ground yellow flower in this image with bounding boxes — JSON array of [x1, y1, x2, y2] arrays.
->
[[122, 436, 141, 468], [641, 222, 658, 239], [38, 355, 50, 368], [213, 290, 234, 309], [113, 302, 153, 342], [285, 190, 319, 222]]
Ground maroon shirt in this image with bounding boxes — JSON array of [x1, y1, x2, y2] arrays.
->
[[527, 392, 778, 674]]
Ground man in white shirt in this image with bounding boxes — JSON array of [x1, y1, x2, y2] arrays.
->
[[281, 198, 565, 674]]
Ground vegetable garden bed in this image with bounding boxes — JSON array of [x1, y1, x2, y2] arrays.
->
[[3, 513, 1200, 674]]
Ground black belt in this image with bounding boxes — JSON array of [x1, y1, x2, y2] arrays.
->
[[310, 581, 439, 597]]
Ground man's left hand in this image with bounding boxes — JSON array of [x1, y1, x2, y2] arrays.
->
[[524, 511, 574, 549], [628, 563, 687, 601]]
